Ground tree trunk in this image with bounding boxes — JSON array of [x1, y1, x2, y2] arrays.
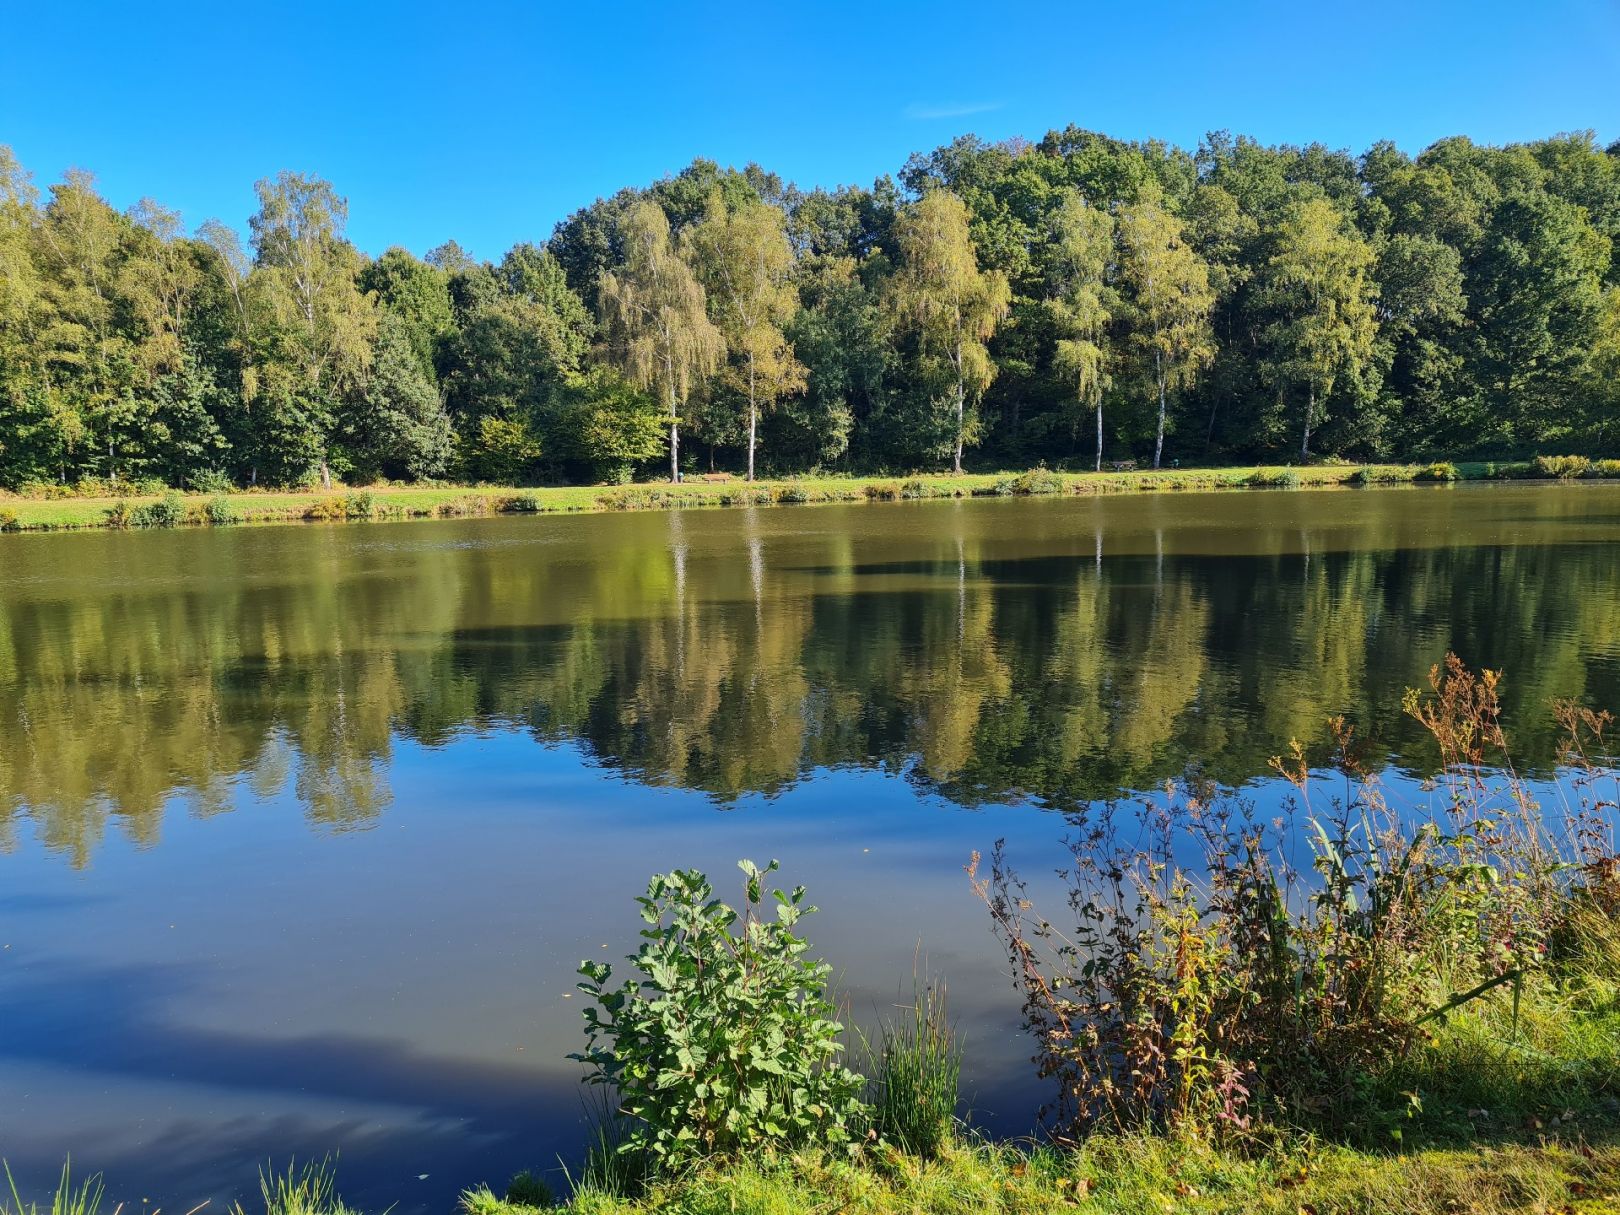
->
[[1153, 351, 1167, 470], [667, 379, 681, 482], [320, 456, 332, 490], [1301, 387, 1314, 461], [1095, 401, 1103, 473], [953, 372, 965, 476], [747, 357, 758, 482]]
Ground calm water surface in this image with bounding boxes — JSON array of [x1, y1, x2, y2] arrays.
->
[[2, 484, 1619, 1209]]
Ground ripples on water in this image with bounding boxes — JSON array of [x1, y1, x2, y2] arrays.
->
[[2, 484, 1619, 1210]]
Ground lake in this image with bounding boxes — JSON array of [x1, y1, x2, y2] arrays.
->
[[2, 483, 1618, 1210]]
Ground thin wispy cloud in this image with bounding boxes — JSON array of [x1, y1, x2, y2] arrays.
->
[[902, 100, 1005, 121]]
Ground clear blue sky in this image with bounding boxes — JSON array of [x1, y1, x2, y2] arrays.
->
[[3, 0, 1616, 261]]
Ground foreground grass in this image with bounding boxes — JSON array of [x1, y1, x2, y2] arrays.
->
[[530, 1134, 1620, 1215], [0, 458, 1590, 534]]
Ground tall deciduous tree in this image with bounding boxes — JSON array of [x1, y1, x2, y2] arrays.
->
[[249, 171, 375, 487], [1264, 197, 1379, 460], [597, 201, 725, 482], [1116, 189, 1214, 468], [686, 193, 804, 480], [888, 190, 1010, 473], [1045, 189, 1114, 470]]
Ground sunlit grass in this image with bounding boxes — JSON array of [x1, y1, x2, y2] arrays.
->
[[0, 461, 1541, 532]]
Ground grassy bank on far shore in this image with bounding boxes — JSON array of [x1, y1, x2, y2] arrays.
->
[[1, 456, 1614, 535]]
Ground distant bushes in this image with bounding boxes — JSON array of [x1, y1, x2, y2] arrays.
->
[[989, 467, 1069, 496], [1245, 467, 1301, 488], [1414, 461, 1459, 481], [105, 491, 186, 528]]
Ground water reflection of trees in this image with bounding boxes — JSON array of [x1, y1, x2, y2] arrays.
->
[[3, 508, 1618, 865]]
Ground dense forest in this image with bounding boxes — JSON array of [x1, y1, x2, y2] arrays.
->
[[1, 127, 1617, 491]]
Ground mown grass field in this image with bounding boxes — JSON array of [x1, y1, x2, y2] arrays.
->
[[0, 460, 1564, 534]]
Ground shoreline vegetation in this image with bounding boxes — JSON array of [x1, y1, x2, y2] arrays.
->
[[3, 454, 1619, 535], [3, 131, 1619, 537], [8, 660, 1620, 1214]]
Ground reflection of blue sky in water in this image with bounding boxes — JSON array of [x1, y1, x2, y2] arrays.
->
[[2, 720, 1598, 1213], [0, 732, 1083, 1213]]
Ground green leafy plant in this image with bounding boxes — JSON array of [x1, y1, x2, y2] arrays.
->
[[1005, 466, 1067, 496], [131, 491, 186, 527], [204, 495, 239, 524], [573, 859, 870, 1169], [1535, 454, 1592, 479], [1415, 461, 1459, 482]]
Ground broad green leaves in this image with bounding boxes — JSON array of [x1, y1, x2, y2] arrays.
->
[[572, 860, 869, 1169]]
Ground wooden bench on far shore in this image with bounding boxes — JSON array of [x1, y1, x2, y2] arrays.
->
[[693, 472, 733, 484], [1108, 459, 1138, 472]]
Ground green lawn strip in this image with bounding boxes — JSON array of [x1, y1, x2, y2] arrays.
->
[[0, 461, 1558, 534]]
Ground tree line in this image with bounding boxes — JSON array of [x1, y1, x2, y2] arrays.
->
[[1, 127, 1617, 491]]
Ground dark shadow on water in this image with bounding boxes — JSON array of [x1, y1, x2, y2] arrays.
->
[[0, 959, 588, 1214]]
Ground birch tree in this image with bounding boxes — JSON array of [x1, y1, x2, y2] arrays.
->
[[597, 200, 724, 482], [686, 193, 804, 480], [888, 190, 1009, 474], [1263, 197, 1378, 460], [1045, 189, 1114, 471], [1116, 190, 1214, 468], [249, 172, 375, 488]]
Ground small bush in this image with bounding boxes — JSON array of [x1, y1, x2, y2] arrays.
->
[[190, 469, 236, 494], [718, 486, 770, 506], [343, 491, 375, 520], [126, 491, 185, 528], [864, 481, 901, 501], [302, 496, 347, 522], [15, 479, 70, 500], [434, 495, 497, 518], [899, 479, 930, 500], [1415, 461, 1459, 482], [1535, 454, 1591, 478], [1246, 468, 1300, 489], [773, 483, 810, 504], [204, 496, 239, 525], [1586, 458, 1620, 479], [573, 860, 869, 1170], [499, 493, 540, 513], [1005, 467, 1067, 496], [0, 509, 18, 533]]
